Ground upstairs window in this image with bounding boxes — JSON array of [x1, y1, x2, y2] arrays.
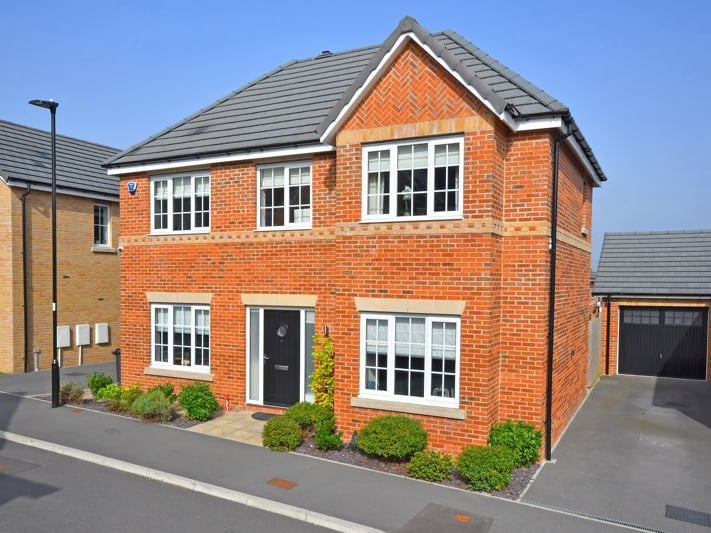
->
[[93, 204, 109, 246], [363, 137, 463, 221], [151, 172, 210, 233], [258, 162, 312, 229]]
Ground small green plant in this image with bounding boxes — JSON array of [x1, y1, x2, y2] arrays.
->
[[457, 445, 517, 492], [148, 383, 177, 403], [87, 372, 113, 396], [408, 450, 454, 482], [314, 412, 343, 451], [130, 389, 173, 422], [95, 383, 123, 401], [262, 415, 303, 451], [110, 384, 143, 413], [60, 382, 85, 405], [178, 383, 219, 421], [357, 415, 427, 461], [488, 420, 542, 468], [311, 333, 335, 410], [284, 402, 330, 430]]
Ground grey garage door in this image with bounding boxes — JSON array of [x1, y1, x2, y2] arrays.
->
[[619, 307, 708, 379]]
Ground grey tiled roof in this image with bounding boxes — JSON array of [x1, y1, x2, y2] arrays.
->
[[106, 17, 605, 183], [0, 119, 120, 198], [593, 231, 711, 297]]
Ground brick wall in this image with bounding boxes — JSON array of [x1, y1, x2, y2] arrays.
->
[[0, 186, 120, 373], [118, 40, 596, 453]]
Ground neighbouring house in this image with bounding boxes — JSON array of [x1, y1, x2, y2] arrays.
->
[[594, 230, 711, 381], [105, 17, 606, 453], [0, 119, 121, 373]]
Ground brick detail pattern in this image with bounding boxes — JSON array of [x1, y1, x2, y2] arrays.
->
[[118, 43, 596, 454], [0, 183, 120, 373]]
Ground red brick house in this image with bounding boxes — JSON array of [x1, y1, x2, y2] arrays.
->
[[105, 17, 606, 454]]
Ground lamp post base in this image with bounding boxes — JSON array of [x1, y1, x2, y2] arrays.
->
[[51, 358, 60, 408]]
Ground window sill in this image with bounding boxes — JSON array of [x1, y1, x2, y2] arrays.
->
[[351, 396, 465, 420], [360, 214, 463, 224], [144, 367, 214, 382], [91, 246, 117, 254], [149, 229, 211, 236], [254, 226, 312, 232]]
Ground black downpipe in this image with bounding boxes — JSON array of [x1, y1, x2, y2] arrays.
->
[[605, 296, 612, 375], [545, 128, 571, 461], [20, 183, 32, 373]]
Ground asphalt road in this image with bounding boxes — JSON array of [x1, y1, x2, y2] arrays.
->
[[0, 439, 327, 533]]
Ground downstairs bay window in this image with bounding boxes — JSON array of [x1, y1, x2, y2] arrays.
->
[[360, 313, 460, 407], [151, 304, 210, 372]]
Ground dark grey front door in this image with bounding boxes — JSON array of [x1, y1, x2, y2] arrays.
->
[[263, 310, 301, 406]]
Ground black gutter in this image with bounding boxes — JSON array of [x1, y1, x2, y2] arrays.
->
[[545, 126, 571, 462], [20, 183, 31, 373], [605, 296, 612, 375]]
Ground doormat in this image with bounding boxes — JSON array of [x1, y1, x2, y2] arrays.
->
[[251, 412, 277, 421]]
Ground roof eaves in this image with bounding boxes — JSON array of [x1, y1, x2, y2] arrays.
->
[[103, 60, 300, 168]]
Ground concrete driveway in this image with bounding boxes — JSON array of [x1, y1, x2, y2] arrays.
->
[[524, 376, 711, 532]]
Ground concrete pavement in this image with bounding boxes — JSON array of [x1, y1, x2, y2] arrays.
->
[[524, 376, 711, 533], [0, 369, 647, 533]]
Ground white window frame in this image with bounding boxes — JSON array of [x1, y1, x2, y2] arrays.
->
[[150, 303, 210, 373], [361, 136, 464, 222], [93, 204, 110, 246], [150, 171, 210, 234], [256, 161, 312, 230], [359, 313, 461, 408]]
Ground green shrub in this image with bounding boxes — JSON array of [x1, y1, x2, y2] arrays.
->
[[488, 420, 542, 467], [284, 402, 330, 429], [178, 383, 219, 421], [109, 384, 143, 413], [130, 389, 172, 422], [457, 445, 517, 492], [311, 334, 335, 409], [60, 382, 85, 405], [262, 415, 303, 451], [95, 383, 123, 401], [148, 383, 177, 403], [314, 413, 343, 451], [408, 450, 454, 482], [87, 372, 113, 396], [357, 415, 427, 461]]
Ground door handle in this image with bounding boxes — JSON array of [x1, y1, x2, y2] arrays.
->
[[263, 354, 269, 360]]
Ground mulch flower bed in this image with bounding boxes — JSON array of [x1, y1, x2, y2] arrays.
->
[[295, 435, 540, 500], [65, 397, 203, 429]]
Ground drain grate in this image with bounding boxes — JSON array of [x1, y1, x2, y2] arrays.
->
[[267, 478, 298, 490], [251, 412, 276, 421], [666, 505, 711, 527]]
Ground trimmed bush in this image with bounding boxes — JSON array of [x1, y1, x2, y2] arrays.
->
[[178, 383, 219, 421], [408, 450, 454, 482], [357, 415, 427, 461], [87, 372, 113, 396], [148, 383, 177, 403], [130, 389, 172, 422], [457, 445, 517, 492], [284, 402, 329, 429], [262, 415, 303, 451], [314, 413, 343, 451], [60, 382, 85, 405], [488, 420, 542, 467]]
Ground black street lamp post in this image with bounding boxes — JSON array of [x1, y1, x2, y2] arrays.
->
[[29, 98, 60, 408]]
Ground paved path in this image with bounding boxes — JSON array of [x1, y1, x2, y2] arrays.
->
[[524, 376, 711, 533]]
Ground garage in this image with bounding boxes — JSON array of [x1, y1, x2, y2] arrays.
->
[[619, 307, 708, 379], [593, 230, 711, 381]]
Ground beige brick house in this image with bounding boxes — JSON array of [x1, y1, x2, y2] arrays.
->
[[0, 119, 121, 373]]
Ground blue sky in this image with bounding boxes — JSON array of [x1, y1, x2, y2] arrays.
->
[[3, 0, 709, 264]]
